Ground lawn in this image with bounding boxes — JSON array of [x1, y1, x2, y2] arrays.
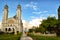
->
[[27, 33, 60, 40], [0, 33, 22, 40], [0, 33, 60, 40]]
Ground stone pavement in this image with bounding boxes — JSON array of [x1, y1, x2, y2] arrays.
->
[[20, 36, 33, 40], [20, 33, 33, 40]]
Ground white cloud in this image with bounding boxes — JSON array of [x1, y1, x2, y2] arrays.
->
[[22, 20, 33, 31], [22, 20, 29, 28], [29, 18, 42, 27], [30, 2, 37, 5], [29, 16, 47, 28], [43, 11, 48, 13], [50, 14, 56, 17], [24, 2, 38, 11], [32, 11, 48, 14], [32, 11, 42, 14], [22, 20, 32, 29], [22, 16, 47, 30], [30, 16, 35, 19], [30, 16, 40, 19], [46, 13, 56, 17]]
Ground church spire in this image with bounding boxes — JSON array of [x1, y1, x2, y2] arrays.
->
[[3, 5, 8, 20], [16, 4, 22, 32], [4, 5, 8, 9], [16, 4, 21, 19], [17, 4, 21, 10], [2, 5, 8, 27]]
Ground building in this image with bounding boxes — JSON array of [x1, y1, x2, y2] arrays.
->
[[1, 5, 23, 34]]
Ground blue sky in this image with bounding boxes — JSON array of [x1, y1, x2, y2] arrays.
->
[[0, 0, 60, 22]]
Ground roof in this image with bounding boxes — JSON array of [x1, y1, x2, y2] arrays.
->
[[4, 5, 8, 9]]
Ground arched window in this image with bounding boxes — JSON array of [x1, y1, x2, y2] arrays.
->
[[8, 25, 9, 26], [13, 28, 14, 31], [5, 28, 7, 31], [8, 28, 11, 31], [10, 24, 12, 26]]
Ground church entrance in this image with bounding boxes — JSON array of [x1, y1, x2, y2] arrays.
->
[[4, 27, 15, 33]]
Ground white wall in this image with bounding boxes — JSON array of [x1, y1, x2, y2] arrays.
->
[[0, 22, 2, 29]]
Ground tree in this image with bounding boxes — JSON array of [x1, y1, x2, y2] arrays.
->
[[55, 20, 60, 36], [35, 27, 40, 33], [58, 6, 60, 20], [40, 16, 57, 33], [28, 26, 36, 33], [39, 26, 45, 33], [29, 29, 34, 33]]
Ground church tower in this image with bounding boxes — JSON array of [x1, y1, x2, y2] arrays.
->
[[16, 5, 22, 32], [2, 5, 8, 27], [16, 5, 21, 20], [1, 4, 23, 34], [58, 6, 60, 20]]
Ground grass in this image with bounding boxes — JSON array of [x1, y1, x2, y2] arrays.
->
[[0, 33, 60, 40], [0, 33, 22, 40], [27, 33, 60, 40]]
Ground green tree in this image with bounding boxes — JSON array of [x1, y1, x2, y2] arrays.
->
[[58, 6, 60, 20], [28, 26, 36, 33], [29, 29, 34, 33], [39, 26, 45, 33], [35, 27, 40, 33], [40, 17, 57, 33]]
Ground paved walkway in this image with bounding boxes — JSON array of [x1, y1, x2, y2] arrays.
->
[[20, 33, 33, 40]]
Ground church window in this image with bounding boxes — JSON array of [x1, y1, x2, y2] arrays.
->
[[8, 25, 9, 26], [5, 28, 7, 31], [10, 24, 12, 26], [8, 20, 14, 24], [8, 28, 11, 31], [13, 28, 14, 31]]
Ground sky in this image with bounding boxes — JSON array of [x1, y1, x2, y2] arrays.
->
[[0, 0, 60, 29]]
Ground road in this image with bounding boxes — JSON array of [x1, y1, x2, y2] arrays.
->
[[20, 33, 33, 40]]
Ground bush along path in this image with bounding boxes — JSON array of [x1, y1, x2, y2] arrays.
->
[[27, 33, 60, 40]]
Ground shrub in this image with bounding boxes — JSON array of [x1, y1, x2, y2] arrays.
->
[[27, 33, 60, 40]]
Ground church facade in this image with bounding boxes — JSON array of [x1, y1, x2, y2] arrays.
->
[[1, 5, 23, 34]]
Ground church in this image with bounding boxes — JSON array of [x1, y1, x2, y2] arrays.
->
[[1, 4, 23, 34]]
